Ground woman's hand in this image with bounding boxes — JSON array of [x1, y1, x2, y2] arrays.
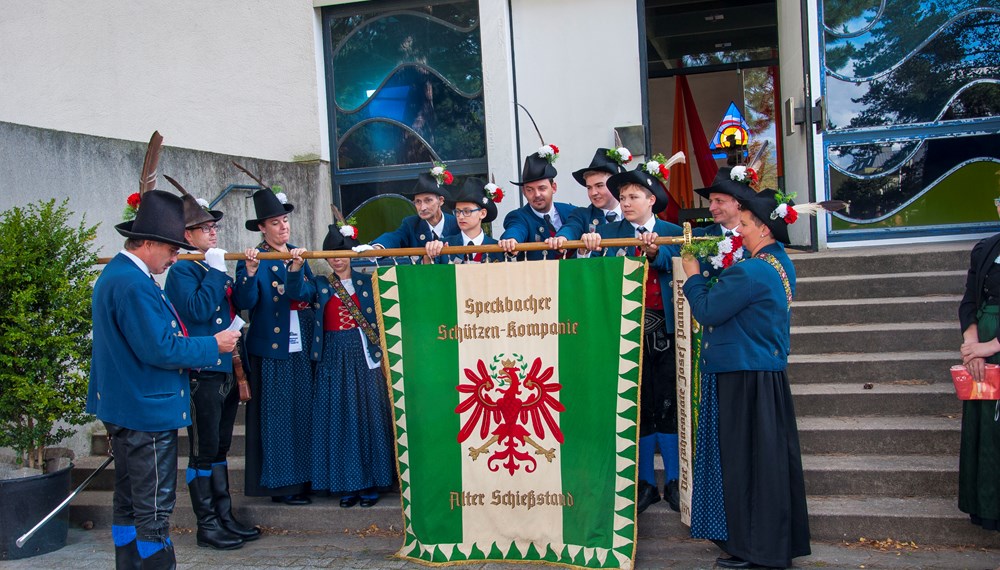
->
[[289, 247, 307, 272], [244, 248, 260, 276], [682, 255, 700, 278], [961, 338, 1000, 363], [966, 356, 986, 382]]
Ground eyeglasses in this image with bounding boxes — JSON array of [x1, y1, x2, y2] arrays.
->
[[454, 208, 483, 217], [195, 224, 219, 234]]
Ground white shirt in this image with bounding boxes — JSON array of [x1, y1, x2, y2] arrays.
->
[[603, 206, 623, 222], [121, 249, 151, 277], [428, 217, 446, 239], [532, 206, 563, 230], [631, 216, 657, 236], [461, 230, 485, 246]]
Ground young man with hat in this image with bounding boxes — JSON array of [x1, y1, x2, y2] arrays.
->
[[163, 184, 260, 550], [353, 166, 459, 252], [285, 223, 395, 509], [580, 162, 684, 515], [88, 189, 241, 569], [547, 147, 626, 249], [681, 189, 809, 569], [498, 146, 577, 261], [423, 177, 503, 264], [235, 188, 315, 505]]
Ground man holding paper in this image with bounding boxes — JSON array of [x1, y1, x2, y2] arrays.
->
[[164, 186, 261, 551]]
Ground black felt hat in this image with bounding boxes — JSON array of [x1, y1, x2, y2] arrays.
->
[[572, 148, 627, 186], [163, 175, 223, 228], [738, 188, 792, 245], [511, 153, 558, 186], [694, 167, 755, 202], [447, 177, 498, 223], [321, 223, 360, 251], [245, 189, 294, 231], [607, 167, 670, 215], [115, 190, 192, 250], [402, 172, 451, 199]]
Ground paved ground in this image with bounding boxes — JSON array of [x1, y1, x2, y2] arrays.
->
[[5, 525, 999, 569]]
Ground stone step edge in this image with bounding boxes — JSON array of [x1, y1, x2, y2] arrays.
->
[[789, 350, 957, 363], [793, 295, 961, 307], [791, 322, 956, 334], [797, 270, 965, 283]]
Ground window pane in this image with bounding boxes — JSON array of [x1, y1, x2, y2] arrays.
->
[[340, 171, 487, 218], [829, 133, 1000, 230]]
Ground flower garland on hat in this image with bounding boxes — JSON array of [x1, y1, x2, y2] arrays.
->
[[606, 146, 633, 166], [730, 164, 759, 186], [122, 192, 141, 221], [430, 162, 454, 186], [642, 153, 672, 184], [770, 191, 798, 224], [536, 144, 560, 164], [337, 215, 359, 240], [484, 182, 504, 203]]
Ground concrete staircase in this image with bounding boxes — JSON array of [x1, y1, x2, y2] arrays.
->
[[69, 241, 1000, 548]]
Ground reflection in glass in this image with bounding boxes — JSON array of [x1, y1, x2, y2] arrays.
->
[[743, 67, 780, 190], [340, 172, 485, 217], [828, 141, 920, 176], [330, 11, 482, 111], [336, 68, 486, 163], [339, 121, 436, 170], [825, 8, 1000, 130], [830, 133, 1000, 221], [824, 0, 998, 80]]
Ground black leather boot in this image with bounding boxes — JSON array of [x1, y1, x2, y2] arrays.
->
[[665, 479, 680, 512], [115, 540, 142, 570], [209, 463, 261, 541], [139, 541, 176, 570], [635, 480, 661, 514], [189, 476, 244, 550]]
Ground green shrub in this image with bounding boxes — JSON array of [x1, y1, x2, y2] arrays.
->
[[0, 199, 98, 469]]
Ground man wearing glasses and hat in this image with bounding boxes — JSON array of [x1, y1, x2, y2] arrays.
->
[[164, 182, 260, 551], [87, 189, 241, 569], [498, 147, 577, 261]]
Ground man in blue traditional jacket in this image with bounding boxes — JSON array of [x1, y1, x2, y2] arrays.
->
[[498, 147, 577, 261], [691, 167, 753, 279], [353, 168, 458, 254], [88, 189, 241, 569], [580, 164, 684, 514], [546, 147, 626, 249], [164, 187, 260, 551]]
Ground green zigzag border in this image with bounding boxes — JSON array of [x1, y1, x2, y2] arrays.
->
[[376, 259, 645, 569]]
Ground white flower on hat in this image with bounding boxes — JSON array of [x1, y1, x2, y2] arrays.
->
[[644, 160, 661, 176], [772, 202, 789, 220], [731, 165, 747, 181], [275, 192, 288, 204], [196, 198, 210, 208], [431, 166, 444, 176], [339, 225, 355, 237]]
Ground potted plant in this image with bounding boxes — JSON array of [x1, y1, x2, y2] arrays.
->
[[0, 199, 98, 560]]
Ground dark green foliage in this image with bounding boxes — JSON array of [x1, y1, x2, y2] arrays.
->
[[0, 200, 98, 469]]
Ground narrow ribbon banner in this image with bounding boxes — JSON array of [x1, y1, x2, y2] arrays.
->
[[374, 257, 645, 569]]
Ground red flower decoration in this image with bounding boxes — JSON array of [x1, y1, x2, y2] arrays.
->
[[658, 164, 670, 180], [784, 208, 798, 224], [550, 144, 559, 154], [127, 193, 141, 209], [748, 167, 759, 184], [443, 171, 454, 185], [722, 252, 734, 268], [493, 189, 504, 203]]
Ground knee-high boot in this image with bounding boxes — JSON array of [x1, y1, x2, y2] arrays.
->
[[189, 473, 243, 550], [138, 539, 176, 570], [209, 462, 261, 541]]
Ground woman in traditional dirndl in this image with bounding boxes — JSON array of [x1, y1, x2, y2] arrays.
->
[[958, 197, 1000, 532], [234, 188, 315, 505], [286, 223, 395, 507], [682, 187, 826, 569]]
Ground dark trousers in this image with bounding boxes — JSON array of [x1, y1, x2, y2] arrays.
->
[[187, 370, 239, 470], [104, 422, 178, 543], [640, 309, 678, 437]]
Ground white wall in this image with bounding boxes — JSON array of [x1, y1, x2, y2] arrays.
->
[[504, 0, 644, 217], [0, 1, 323, 163]]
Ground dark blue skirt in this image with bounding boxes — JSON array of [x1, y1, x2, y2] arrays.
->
[[311, 329, 395, 493], [258, 349, 314, 489]]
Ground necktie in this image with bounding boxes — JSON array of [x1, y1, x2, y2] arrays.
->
[[543, 215, 564, 259], [635, 227, 647, 256], [724, 230, 734, 237], [606, 212, 617, 223], [430, 230, 438, 241], [466, 240, 474, 263]]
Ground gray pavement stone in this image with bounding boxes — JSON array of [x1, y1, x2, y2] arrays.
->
[[4, 527, 1000, 569]]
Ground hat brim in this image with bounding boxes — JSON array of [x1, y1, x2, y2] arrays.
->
[[245, 204, 294, 231], [738, 190, 791, 245], [186, 210, 224, 228], [115, 220, 193, 250], [447, 198, 497, 223], [607, 170, 669, 215], [695, 179, 754, 202]]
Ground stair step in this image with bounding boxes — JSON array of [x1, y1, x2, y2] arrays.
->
[[797, 416, 960, 455], [788, 351, 958, 384], [789, 242, 974, 277], [71, 456, 247, 491], [795, 271, 964, 301], [790, 322, 955, 354], [807, 496, 1000, 548], [790, 382, 960, 417], [92, 425, 248, 458], [791, 295, 961, 326], [801, 455, 956, 497]]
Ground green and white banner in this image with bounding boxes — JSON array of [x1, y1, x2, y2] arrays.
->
[[374, 257, 645, 569]]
